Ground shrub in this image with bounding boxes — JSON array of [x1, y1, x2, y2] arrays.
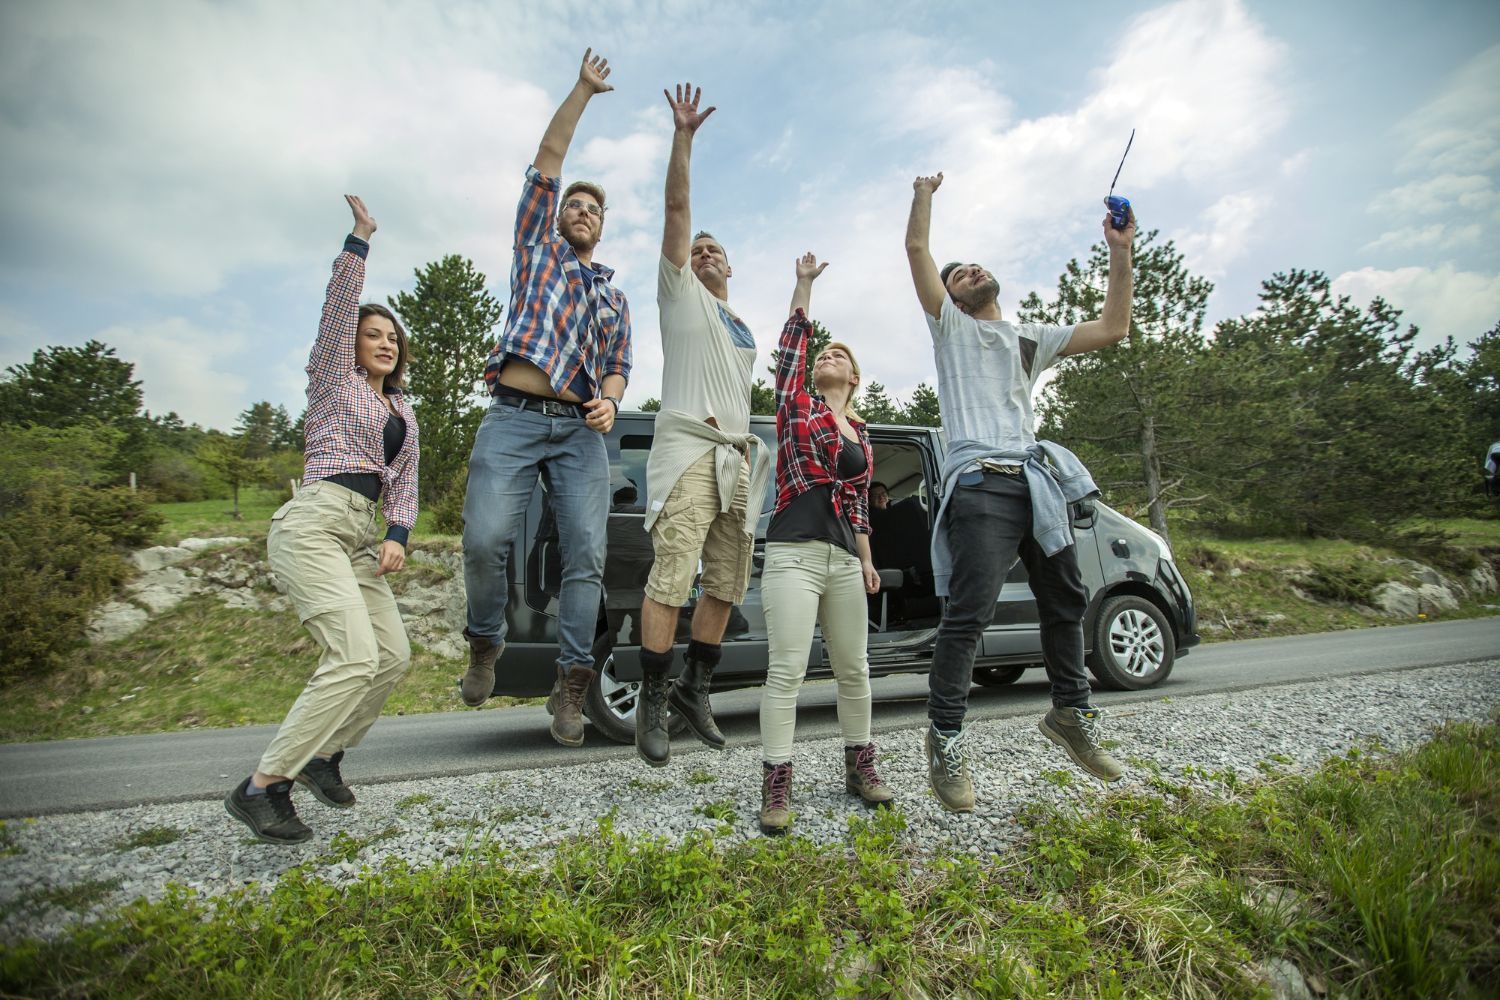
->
[[66, 484, 164, 548], [1303, 560, 1390, 605], [429, 467, 468, 536], [0, 483, 130, 681], [138, 447, 224, 503]]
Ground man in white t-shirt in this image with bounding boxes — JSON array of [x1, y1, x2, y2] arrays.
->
[[634, 82, 766, 767], [905, 170, 1137, 812]]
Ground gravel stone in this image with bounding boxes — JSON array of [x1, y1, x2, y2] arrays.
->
[[1, 659, 1496, 942]]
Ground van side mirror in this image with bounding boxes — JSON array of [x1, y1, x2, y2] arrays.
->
[[1071, 496, 1097, 530]]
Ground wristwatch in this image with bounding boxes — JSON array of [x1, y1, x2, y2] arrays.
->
[[604, 395, 622, 413]]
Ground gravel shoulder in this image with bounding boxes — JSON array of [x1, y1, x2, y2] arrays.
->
[[3, 659, 1497, 942]]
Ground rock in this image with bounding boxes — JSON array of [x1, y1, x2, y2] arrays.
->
[[177, 537, 249, 553], [1469, 564, 1498, 595], [1373, 582, 1419, 617], [1417, 583, 1459, 612], [129, 546, 194, 572], [1229, 567, 1243, 578], [127, 567, 200, 615], [87, 602, 150, 643], [1255, 957, 1315, 1000]]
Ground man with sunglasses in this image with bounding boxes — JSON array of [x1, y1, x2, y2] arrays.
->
[[633, 82, 771, 766], [459, 48, 633, 750]]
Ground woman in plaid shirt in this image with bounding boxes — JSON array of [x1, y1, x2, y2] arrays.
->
[[756, 252, 894, 836], [226, 195, 420, 846]]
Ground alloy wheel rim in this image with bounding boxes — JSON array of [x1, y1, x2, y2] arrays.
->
[[596, 654, 638, 722], [1108, 608, 1165, 677]]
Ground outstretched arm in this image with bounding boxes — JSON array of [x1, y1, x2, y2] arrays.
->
[[534, 48, 613, 178], [662, 83, 717, 268], [310, 195, 375, 382], [904, 173, 946, 319], [787, 250, 828, 318], [1061, 207, 1136, 356]]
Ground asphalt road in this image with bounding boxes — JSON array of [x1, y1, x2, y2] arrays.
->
[[2, 617, 1496, 818]]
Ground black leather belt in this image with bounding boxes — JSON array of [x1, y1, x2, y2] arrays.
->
[[493, 385, 587, 418]]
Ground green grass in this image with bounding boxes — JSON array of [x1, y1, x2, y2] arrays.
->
[[4, 719, 1496, 998], [152, 488, 455, 547], [1173, 515, 1500, 642], [114, 827, 182, 853], [0, 594, 534, 743]]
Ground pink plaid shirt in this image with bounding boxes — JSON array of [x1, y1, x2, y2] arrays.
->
[[301, 239, 420, 537]]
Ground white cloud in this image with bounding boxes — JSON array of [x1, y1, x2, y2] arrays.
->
[[1176, 192, 1269, 278], [1331, 264, 1500, 347], [1361, 223, 1482, 254], [94, 317, 254, 428], [1377, 174, 1493, 216], [1395, 45, 1500, 176]]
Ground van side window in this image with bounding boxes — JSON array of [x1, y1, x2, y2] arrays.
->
[[612, 434, 652, 512]]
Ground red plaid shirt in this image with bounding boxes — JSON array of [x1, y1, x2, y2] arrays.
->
[[301, 239, 420, 537], [772, 310, 872, 533], [481, 166, 633, 397]]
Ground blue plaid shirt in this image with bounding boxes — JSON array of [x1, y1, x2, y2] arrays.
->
[[482, 166, 633, 397]]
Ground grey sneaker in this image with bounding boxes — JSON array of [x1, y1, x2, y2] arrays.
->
[[295, 750, 355, 808], [926, 725, 975, 813], [1040, 706, 1124, 782], [225, 777, 313, 845], [461, 630, 503, 707]]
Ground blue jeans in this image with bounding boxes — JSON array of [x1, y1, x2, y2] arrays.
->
[[462, 400, 608, 671], [927, 470, 1091, 728]]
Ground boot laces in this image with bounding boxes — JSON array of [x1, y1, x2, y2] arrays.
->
[[853, 744, 885, 787], [265, 782, 299, 822], [561, 669, 590, 711], [320, 751, 345, 786], [765, 763, 792, 810], [934, 728, 968, 780], [1075, 708, 1106, 749]]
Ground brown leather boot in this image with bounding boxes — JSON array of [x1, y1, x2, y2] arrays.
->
[[549, 664, 595, 747], [461, 630, 502, 707], [844, 743, 895, 807]]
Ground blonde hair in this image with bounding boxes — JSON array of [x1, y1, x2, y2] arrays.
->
[[819, 341, 863, 421]]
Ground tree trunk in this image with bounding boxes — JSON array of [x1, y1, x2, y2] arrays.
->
[[231, 483, 242, 520], [1138, 399, 1170, 546]]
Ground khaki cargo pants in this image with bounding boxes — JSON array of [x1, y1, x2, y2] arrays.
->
[[259, 481, 411, 779]]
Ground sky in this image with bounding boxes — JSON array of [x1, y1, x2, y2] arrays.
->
[[2, 0, 1498, 430]]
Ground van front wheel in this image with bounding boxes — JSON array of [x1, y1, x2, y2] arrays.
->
[[1086, 595, 1176, 690]]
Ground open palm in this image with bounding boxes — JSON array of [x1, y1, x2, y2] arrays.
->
[[664, 82, 716, 133]]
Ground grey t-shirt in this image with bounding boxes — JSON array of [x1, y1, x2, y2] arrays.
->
[[925, 297, 1074, 451]]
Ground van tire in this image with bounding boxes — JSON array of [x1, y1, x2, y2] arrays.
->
[[972, 665, 1027, 687], [1086, 595, 1176, 690]]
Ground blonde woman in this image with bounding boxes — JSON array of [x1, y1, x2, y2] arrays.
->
[[757, 252, 893, 835], [225, 195, 419, 845]]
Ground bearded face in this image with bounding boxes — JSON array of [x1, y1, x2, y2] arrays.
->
[[945, 263, 1000, 313]]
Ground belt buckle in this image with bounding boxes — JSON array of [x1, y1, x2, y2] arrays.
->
[[542, 399, 574, 418]]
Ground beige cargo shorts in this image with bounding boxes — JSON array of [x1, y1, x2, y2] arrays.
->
[[644, 450, 753, 606]]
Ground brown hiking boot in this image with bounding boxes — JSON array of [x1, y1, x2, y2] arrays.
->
[[549, 664, 595, 747], [759, 761, 793, 835], [844, 743, 895, 807], [926, 725, 975, 813], [461, 629, 502, 707], [1040, 706, 1124, 782]]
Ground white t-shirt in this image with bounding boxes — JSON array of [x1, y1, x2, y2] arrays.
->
[[657, 254, 758, 434], [926, 297, 1073, 450]]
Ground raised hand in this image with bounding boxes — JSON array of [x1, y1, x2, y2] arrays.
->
[[579, 47, 613, 94], [913, 173, 944, 196], [795, 251, 829, 282], [664, 82, 716, 134], [345, 194, 376, 240], [1103, 204, 1137, 250]]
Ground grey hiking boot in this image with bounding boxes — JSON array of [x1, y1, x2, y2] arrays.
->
[[1040, 706, 1124, 782], [295, 750, 355, 808], [926, 725, 975, 813], [549, 664, 595, 748], [759, 761, 793, 835], [461, 629, 502, 707], [844, 743, 895, 807], [225, 777, 313, 845]]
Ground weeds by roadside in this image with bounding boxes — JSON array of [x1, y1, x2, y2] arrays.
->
[[4, 718, 1495, 998]]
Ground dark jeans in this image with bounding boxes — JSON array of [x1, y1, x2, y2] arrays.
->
[[927, 471, 1091, 729]]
